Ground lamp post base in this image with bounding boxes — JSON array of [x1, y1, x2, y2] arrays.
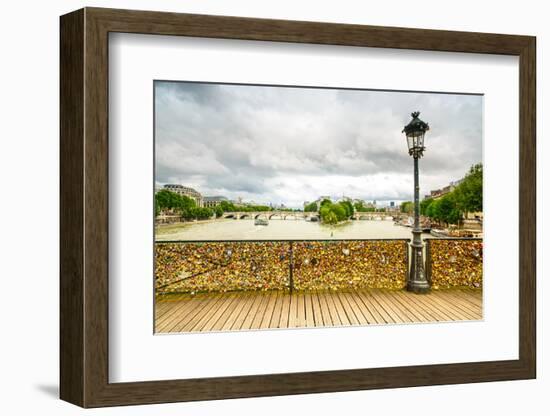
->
[[407, 279, 431, 294], [407, 229, 431, 294]]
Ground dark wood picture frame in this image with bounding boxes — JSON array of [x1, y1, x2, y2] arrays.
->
[[60, 7, 536, 408]]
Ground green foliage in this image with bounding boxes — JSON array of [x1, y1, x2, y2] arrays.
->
[[426, 198, 439, 219], [424, 190, 461, 225], [219, 200, 237, 212], [319, 200, 351, 224], [190, 207, 214, 220], [240, 205, 272, 212], [339, 200, 355, 217], [354, 201, 364, 212], [154, 198, 160, 217], [321, 210, 338, 224], [400, 201, 413, 213], [332, 203, 347, 221], [214, 206, 224, 218], [454, 163, 483, 213], [155, 189, 196, 214], [320, 198, 332, 208], [420, 197, 433, 216], [304, 202, 318, 212], [354, 201, 376, 212], [221, 201, 272, 212], [423, 164, 482, 226], [438, 194, 461, 225]]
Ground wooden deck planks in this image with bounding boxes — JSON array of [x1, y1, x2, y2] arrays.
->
[[156, 289, 483, 333]]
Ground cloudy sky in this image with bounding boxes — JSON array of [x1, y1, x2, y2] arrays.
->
[[155, 81, 482, 208]]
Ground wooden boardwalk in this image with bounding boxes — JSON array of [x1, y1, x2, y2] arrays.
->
[[155, 289, 482, 333]]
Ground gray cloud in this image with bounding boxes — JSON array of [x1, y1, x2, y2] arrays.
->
[[155, 81, 482, 207]]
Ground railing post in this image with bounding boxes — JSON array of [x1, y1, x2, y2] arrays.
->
[[405, 239, 410, 286], [425, 239, 432, 285]]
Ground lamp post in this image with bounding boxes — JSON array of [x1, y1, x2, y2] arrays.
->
[[403, 111, 430, 293]]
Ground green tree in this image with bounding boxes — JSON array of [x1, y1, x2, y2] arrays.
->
[[319, 201, 350, 224], [400, 201, 413, 214], [320, 207, 338, 224], [304, 202, 318, 212], [320, 198, 332, 208], [454, 163, 483, 214], [420, 197, 433, 216], [214, 206, 224, 218], [155, 189, 196, 217], [190, 207, 214, 220], [219, 200, 237, 212], [340, 200, 355, 218], [332, 203, 348, 221], [353, 201, 365, 212], [437, 194, 462, 225], [426, 198, 441, 222], [154, 198, 160, 217]]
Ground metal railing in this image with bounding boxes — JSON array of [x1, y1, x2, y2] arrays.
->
[[155, 239, 410, 294], [425, 238, 483, 289], [155, 237, 483, 294]]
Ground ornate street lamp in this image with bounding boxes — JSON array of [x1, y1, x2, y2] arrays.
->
[[403, 111, 430, 293]]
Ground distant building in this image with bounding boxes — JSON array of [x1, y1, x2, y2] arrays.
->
[[203, 196, 228, 208], [163, 184, 203, 207], [428, 179, 463, 200]]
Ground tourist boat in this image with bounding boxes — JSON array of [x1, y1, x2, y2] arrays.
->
[[254, 218, 269, 226], [430, 228, 450, 237], [449, 229, 483, 238]]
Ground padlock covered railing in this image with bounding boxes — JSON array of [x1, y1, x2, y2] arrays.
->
[[155, 239, 410, 294]]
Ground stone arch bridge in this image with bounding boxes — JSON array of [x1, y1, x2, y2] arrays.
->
[[223, 211, 319, 220], [222, 211, 395, 221]]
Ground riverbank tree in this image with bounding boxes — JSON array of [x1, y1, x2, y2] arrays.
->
[[155, 189, 195, 212], [219, 200, 272, 212], [400, 201, 413, 214], [421, 163, 483, 226], [354, 201, 376, 212], [155, 189, 214, 220], [304, 202, 317, 212]]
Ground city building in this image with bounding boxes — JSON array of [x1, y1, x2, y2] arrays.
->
[[203, 196, 228, 208], [163, 184, 203, 207], [426, 178, 463, 200]]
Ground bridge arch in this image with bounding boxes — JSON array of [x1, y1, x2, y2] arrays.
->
[[283, 214, 298, 220]]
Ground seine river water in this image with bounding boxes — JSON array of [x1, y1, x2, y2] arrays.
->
[[155, 218, 430, 241]]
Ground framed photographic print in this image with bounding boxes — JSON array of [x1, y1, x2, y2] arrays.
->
[[60, 7, 536, 408]]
